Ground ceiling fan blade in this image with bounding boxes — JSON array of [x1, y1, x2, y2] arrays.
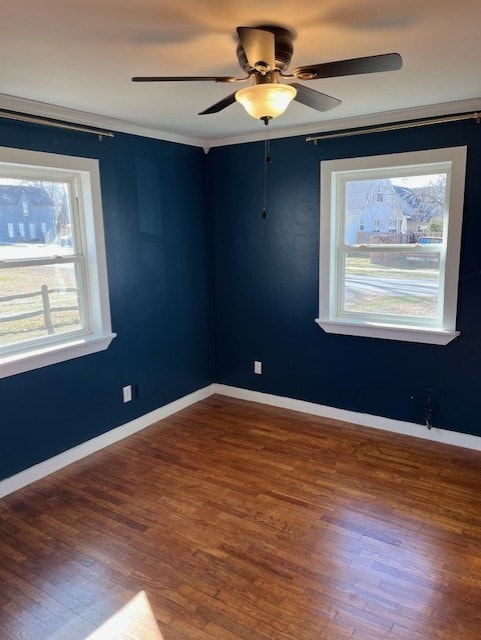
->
[[290, 83, 342, 112], [132, 76, 240, 83], [237, 27, 276, 71], [293, 53, 402, 80], [198, 92, 238, 115]]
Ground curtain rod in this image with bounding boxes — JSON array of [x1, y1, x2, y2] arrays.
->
[[306, 111, 481, 143], [0, 108, 114, 139]]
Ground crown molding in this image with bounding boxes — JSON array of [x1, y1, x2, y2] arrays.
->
[[205, 97, 481, 148], [0, 92, 206, 149], [0, 92, 479, 151]]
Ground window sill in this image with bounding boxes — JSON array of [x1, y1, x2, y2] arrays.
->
[[316, 319, 459, 345], [0, 332, 117, 379]]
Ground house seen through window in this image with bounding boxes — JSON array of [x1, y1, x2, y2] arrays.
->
[[0, 179, 81, 348], [317, 147, 467, 344], [0, 146, 115, 379]]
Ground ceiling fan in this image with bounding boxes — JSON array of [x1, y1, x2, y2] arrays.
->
[[132, 25, 402, 122]]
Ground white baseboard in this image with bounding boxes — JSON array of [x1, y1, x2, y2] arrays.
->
[[214, 384, 481, 453], [2, 381, 479, 500], [0, 384, 215, 499]]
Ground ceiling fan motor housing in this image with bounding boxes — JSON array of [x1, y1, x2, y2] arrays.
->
[[132, 24, 402, 119], [236, 25, 294, 73]]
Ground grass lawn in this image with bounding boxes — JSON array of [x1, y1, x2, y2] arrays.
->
[[345, 255, 439, 279], [0, 264, 81, 347]]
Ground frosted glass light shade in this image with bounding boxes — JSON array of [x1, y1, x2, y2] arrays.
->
[[235, 83, 297, 120]]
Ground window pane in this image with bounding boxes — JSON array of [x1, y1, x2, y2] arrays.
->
[[344, 174, 447, 245], [343, 252, 440, 319], [0, 179, 73, 260], [0, 264, 82, 348]]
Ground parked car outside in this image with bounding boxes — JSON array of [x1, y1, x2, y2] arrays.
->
[[406, 236, 442, 266]]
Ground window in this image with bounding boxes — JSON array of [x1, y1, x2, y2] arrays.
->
[[317, 146, 467, 344], [0, 146, 115, 378], [388, 218, 399, 234]]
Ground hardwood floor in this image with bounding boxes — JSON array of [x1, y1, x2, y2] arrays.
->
[[1, 395, 481, 639]]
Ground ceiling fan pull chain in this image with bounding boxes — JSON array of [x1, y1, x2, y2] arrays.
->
[[262, 116, 272, 218]]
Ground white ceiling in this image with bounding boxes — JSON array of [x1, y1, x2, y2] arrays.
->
[[1, 0, 480, 147]]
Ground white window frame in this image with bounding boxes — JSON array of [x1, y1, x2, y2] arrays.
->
[[317, 146, 467, 345], [0, 146, 116, 379]]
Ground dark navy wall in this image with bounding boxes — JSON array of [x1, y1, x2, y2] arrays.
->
[[0, 121, 214, 481], [3, 115, 481, 483], [209, 119, 481, 437]]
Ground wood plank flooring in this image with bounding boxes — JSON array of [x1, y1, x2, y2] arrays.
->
[[1, 395, 481, 639]]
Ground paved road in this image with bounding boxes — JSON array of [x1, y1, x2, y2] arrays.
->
[[345, 274, 438, 303]]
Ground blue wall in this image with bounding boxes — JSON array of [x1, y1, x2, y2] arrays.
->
[[0, 121, 214, 480], [2, 114, 481, 483], [209, 119, 481, 437]]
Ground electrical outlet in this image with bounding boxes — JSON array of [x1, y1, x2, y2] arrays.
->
[[122, 385, 132, 403], [254, 361, 262, 375]]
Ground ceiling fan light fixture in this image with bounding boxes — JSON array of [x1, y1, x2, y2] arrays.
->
[[235, 83, 297, 120]]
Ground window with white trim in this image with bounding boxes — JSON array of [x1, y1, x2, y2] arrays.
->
[[317, 146, 467, 344], [0, 146, 115, 378]]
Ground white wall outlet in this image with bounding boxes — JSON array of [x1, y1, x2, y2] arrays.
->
[[122, 385, 132, 403], [254, 361, 262, 375]]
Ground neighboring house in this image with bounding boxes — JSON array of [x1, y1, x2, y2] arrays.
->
[[344, 179, 408, 244], [344, 178, 443, 245], [0, 185, 56, 243]]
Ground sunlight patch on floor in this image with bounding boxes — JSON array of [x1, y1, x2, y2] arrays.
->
[[84, 591, 164, 640]]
